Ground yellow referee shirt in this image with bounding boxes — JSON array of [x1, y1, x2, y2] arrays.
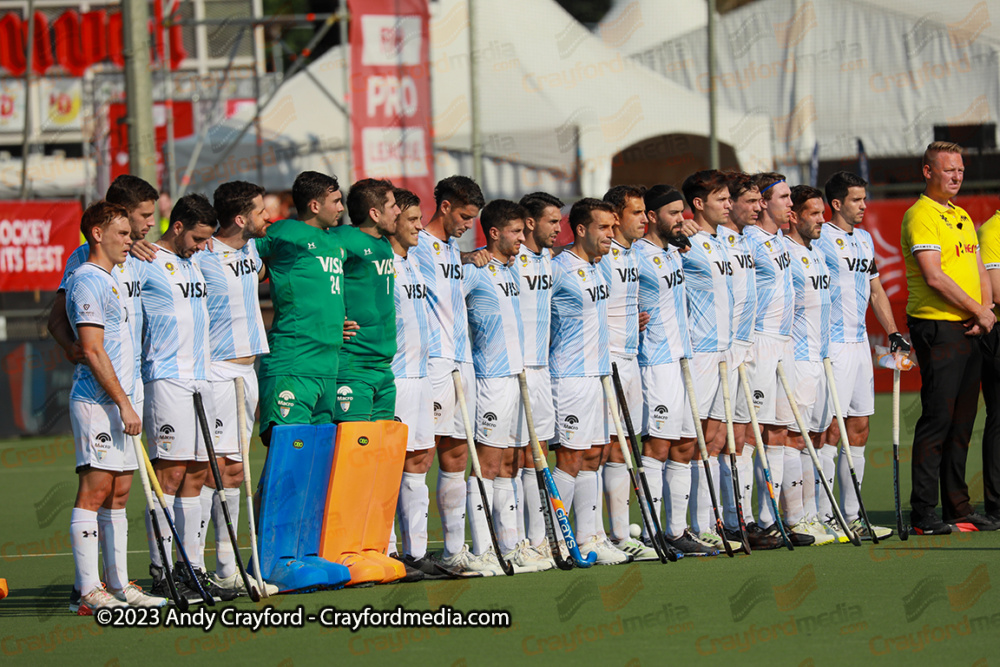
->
[[901, 194, 981, 321], [978, 211, 1000, 315]]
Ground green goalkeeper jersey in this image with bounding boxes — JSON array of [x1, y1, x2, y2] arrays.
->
[[333, 225, 397, 369], [257, 219, 345, 378]]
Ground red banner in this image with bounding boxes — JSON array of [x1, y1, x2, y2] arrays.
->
[[348, 0, 434, 218], [0, 200, 82, 292], [108, 101, 194, 188]]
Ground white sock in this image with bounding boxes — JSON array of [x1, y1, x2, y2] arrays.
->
[[467, 477, 494, 556], [594, 467, 607, 539], [603, 462, 630, 542], [690, 459, 718, 535], [664, 460, 691, 539], [838, 445, 866, 522], [146, 493, 175, 567], [389, 519, 398, 554], [738, 446, 755, 526], [174, 496, 204, 570], [71, 508, 100, 594], [553, 467, 575, 512], [781, 447, 804, 525], [756, 445, 785, 526], [513, 473, 526, 543], [97, 508, 128, 591], [718, 453, 737, 531], [521, 468, 545, 547], [198, 486, 213, 565], [575, 470, 599, 545], [437, 470, 466, 558], [641, 456, 665, 541], [801, 450, 817, 518], [818, 446, 836, 522], [214, 488, 240, 579], [493, 477, 518, 555], [399, 471, 429, 559]]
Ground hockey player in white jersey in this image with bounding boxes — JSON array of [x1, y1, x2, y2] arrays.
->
[[784, 185, 837, 546], [194, 181, 275, 595], [634, 185, 693, 549], [744, 172, 814, 546], [550, 198, 626, 564], [139, 194, 234, 600], [815, 171, 906, 540], [65, 201, 166, 613], [597, 185, 657, 562], [513, 192, 562, 563], [463, 199, 551, 575], [675, 170, 736, 555]]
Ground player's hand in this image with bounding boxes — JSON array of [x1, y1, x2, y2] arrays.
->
[[343, 319, 360, 342], [974, 306, 996, 334], [120, 403, 142, 436], [64, 341, 85, 364], [130, 240, 158, 261], [679, 219, 699, 237], [888, 332, 911, 355], [638, 310, 650, 332], [461, 249, 490, 267]]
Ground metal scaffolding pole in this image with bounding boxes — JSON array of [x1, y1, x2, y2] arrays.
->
[[163, 0, 178, 197], [19, 0, 35, 199], [468, 0, 482, 184], [707, 0, 719, 170], [122, 0, 157, 185]]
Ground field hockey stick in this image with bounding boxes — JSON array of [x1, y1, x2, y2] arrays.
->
[[604, 369, 671, 564], [194, 392, 261, 600], [719, 361, 752, 555], [129, 434, 186, 610], [234, 377, 268, 596], [779, 361, 860, 546], [679, 358, 734, 557], [822, 358, 877, 544], [452, 370, 515, 576], [610, 363, 682, 562], [738, 363, 794, 551], [892, 369, 907, 541], [137, 438, 214, 604], [516, 371, 577, 570]]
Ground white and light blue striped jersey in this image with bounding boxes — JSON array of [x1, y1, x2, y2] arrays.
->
[[680, 231, 734, 353], [513, 246, 553, 367], [786, 238, 831, 361], [138, 248, 211, 382], [392, 252, 430, 379], [814, 223, 878, 344], [65, 263, 135, 404], [195, 238, 269, 361], [60, 244, 143, 383], [411, 230, 472, 363], [463, 258, 524, 378], [635, 238, 691, 366], [550, 250, 611, 378], [745, 225, 794, 338], [720, 227, 757, 344], [598, 240, 640, 357]]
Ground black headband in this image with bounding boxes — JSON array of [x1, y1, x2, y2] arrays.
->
[[645, 190, 684, 212]]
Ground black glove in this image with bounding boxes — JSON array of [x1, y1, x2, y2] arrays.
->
[[667, 234, 691, 250], [889, 332, 911, 354]]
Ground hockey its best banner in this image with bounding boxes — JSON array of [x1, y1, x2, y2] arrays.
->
[[349, 0, 434, 216], [0, 200, 81, 292]]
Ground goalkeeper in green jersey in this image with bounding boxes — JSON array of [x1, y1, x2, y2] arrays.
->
[[256, 171, 347, 444], [333, 178, 401, 421]]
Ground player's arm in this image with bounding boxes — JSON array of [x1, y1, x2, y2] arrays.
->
[[868, 276, 908, 354], [129, 239, 159, 261], [77, 325, 142, 435], [47, 292, 84, 363], [461, 248, 489, 267], [913, 249, 995, 333], [978, 251, 993, 310]]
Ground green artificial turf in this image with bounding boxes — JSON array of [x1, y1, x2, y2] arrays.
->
[[1, 392, 998, 666]]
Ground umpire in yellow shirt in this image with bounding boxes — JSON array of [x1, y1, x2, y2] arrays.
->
[[901, 141, 998, 535], [977, 206, 1000, 526]]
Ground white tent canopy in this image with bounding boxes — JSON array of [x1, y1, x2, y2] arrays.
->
[[174, 0, 773, 197], [625, 0, 1000, 166], [596, 0, 707, 57]]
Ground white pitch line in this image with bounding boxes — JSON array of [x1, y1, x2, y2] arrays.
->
[[8, 541, 449, 558]]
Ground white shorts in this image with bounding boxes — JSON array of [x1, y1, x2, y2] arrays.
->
[[743, 333, 796, 427], [609, 354, 642, 437], [827, 341, 875, 418], [519, 365, 555, 443], [680, 350, 734, 437], [429, 358, 476, 439], [71, 399, 138, 473], [640, 362, 685, 440], [394, 376, 435, 451], [210, 361, 258, 461], [731, 340, 753, 423], [132, 381, 144, 414], [144, 378, 216, 462], [553, 375, 609, 450], [476, 375, 527, 448], [788, 359, 833, 434]]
